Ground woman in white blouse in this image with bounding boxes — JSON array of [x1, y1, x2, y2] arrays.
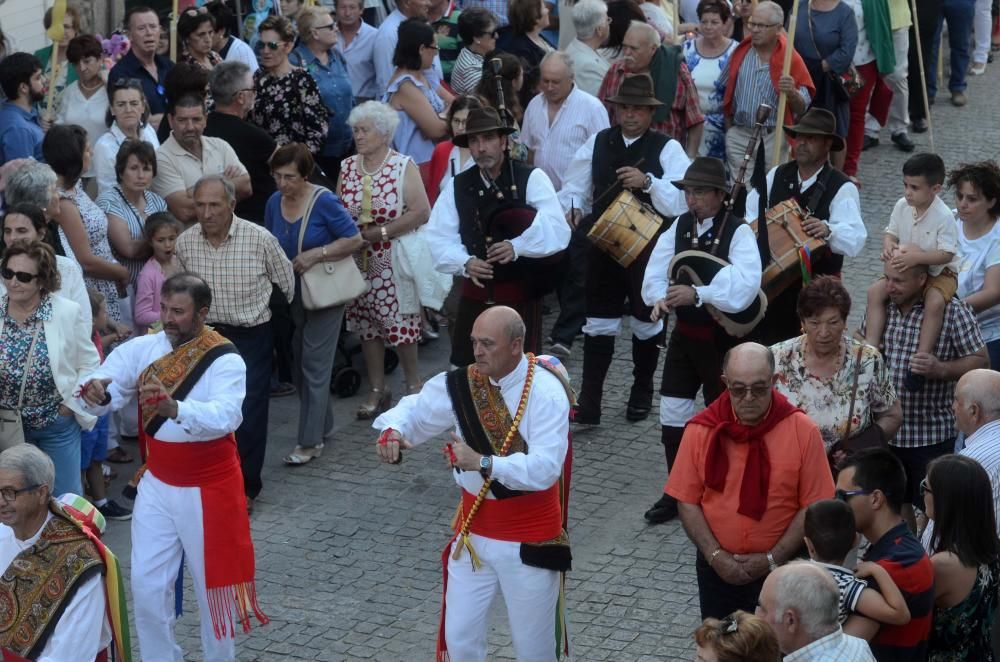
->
[[57, 35, 109, 185], [92, 79, 160, 196]]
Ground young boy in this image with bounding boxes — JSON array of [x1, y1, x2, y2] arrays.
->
[[82, 289, 132, 521], [864, 153, 960, 391], [805, 499, 911, 638]]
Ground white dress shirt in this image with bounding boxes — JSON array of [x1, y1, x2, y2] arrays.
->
[[426, 167, 570, 276], [745, 165, 867, 259], [374, 355, 570, 494], [641, 214, 763, 313], [0, 515, 110, 661], [93, 122, 161, 196], [564, 39, 611, 97], [783, 628, 875, 661], [438, 144, 475, 195], [222, 35, 259, 74], [374, 10, 444, 96], [519, 85, 609, 190], [558, 131, 691, 218], [335, 21, 378, 98], [56, 83, 109, 178], [81, 331, 246, 442]]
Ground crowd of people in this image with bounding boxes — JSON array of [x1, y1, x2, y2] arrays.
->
[[0, 0, 999, 659]]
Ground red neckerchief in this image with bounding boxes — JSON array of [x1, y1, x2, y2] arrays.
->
[[689, 390, 800, 521]]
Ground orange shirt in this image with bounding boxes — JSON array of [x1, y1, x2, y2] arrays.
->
[[666, 411, 834, 554]]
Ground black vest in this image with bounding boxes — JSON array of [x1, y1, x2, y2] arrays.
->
[[586, 127, 671, 228], [767, 162, 851, 275], [672, 211, 744, 327]]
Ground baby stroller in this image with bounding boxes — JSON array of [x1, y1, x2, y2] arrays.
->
[[330, 325, 399, 397]]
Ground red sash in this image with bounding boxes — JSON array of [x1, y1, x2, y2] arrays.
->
[[146, 436, 268, 638], [460, 484, 563, 543]]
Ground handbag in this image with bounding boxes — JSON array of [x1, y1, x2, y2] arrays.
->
[[296, 186, 369, 311], [806, 0, 865, 101], [830, 343, 886, 468], [0, 325, 41, 451]]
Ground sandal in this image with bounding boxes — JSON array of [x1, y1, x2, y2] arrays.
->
[[404, 381, 423, 396], [283, 443, 324, 466], [356, 387, 391, 420], [106, 447, 134, 464]]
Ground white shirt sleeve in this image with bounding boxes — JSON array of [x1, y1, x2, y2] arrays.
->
[[557, 134, 597, 215], [172, 353, 246, 439], [37, 574, 105, 662], [647, 139, 691, 217], [425, 179, 473, 275], [744, 167, 777, 225], [508, 170, 571, 259], [373, 372, 455, 445], [695, 223, 763, 313], [826, 181, 867, 258], [641, 222, 679, 306], [57, 258, 92, 331]]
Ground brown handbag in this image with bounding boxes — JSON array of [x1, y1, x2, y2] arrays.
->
[[830, 344, 886, 467]]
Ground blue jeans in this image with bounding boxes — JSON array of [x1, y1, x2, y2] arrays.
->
[[929, 0, 976, 95], [26, 413, 83, 497]]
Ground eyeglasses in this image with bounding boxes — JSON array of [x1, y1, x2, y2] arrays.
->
[[1, 268, 38, 283], [835, 488, 875, 502], [315, 24, 337, 31], [747, 20, 781, 30], [257, 41, 286, 51], [425, 43, 440, 50], [919, 477, 932, 497], [727, 383, 770, 400], [0, 484, 40, 503], [479, 29, 499, 38], [238, 87, 256, 94]]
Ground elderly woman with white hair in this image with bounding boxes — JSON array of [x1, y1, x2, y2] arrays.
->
[[338, 101, 432, 419], [563, 0, 612, 96]]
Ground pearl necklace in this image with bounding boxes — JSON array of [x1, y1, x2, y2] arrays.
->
[[79, 78, 104, 93], [360, 149, 392, 177]]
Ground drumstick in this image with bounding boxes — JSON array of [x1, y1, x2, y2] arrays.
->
[[593, 157, 646, 211]]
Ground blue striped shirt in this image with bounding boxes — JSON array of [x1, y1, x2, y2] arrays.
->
[[731, 48, 812, 128]]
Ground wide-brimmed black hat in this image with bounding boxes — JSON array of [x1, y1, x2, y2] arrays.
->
[[606, 73, 663, 107], [452, 107, 516, 148], [672, 157, 728, 191], [784, 108, 845, 152], [669, 250, 768, 338]]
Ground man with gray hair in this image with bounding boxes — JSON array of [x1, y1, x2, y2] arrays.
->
[[597, 20, 704, 153], [175, 175, 293, 513], [564, 0, 611, 96], [756, 561, 875, 660], [0, 444, 119, 659], [205, 61, 277, 225], [153, 93, 252, 224], [951, 368, 1000, 535]]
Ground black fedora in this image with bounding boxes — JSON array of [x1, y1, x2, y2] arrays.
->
[[606, 73, 663, 107], [671, 157, 728, 191], [452, 107, 515, 148], [784, 108, 845, 152], [669, 251, 768, 338]]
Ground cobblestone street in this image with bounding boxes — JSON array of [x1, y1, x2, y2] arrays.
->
[[101, 63, 1000, 661]]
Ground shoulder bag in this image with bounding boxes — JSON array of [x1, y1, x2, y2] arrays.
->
[[830, 343, 886, 467], [296, 186, 369, 311], [807, 0, 865, 101], [0, 324, 41, 451]]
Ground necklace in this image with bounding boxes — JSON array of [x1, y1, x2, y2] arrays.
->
[[79, 78, 104, 93], [360, 149, 391, 176]]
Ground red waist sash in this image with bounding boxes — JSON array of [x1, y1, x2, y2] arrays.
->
[[460, 483, 562, 543], [146, 437, 268, 638]]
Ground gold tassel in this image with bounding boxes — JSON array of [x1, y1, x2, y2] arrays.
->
[[452, 533, 482, 570]]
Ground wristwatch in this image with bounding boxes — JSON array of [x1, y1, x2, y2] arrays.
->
[[641, 174, 653, 193], [767, 551, 778, 572], [692, 288, 703, 308], [479, 455, 493, 479]]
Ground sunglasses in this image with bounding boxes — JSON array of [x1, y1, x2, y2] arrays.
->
[[727, 383, 770, 400], [1, 268, 38, 283], [479, 30, 499, 38], [257, 40, 286, 51], [919, 477, 932, 497], [835, 488, 875, 502]]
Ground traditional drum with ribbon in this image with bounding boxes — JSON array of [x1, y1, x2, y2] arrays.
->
[[586, 190, 664, 268], [751, 198, 829, 300]]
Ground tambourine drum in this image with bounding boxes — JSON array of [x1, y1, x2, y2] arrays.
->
[[587, 190, 664, 268], [750, 199, 829, 299]]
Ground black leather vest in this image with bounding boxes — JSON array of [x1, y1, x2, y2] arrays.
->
[[672, 211, 744, 326], [586, 127, 671, 227]]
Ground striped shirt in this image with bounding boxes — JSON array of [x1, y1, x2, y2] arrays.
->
[[961, 419, 1000, 537], [450, 48, 484, 96], [95, 187, 169, 286], [175, 215, 294, 328], [814, 562, 869, 625], [784, 628, 875, 661], [731, 48, 812, 128]]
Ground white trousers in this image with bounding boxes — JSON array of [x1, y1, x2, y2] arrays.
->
[[445, 534, 561, 662], [582, 316, 662, 340], [866, 28, 910, 136], [131, 472, 237, 662], [974, 0, 993, 64]]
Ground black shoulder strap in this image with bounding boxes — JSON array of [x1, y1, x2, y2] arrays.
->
[[145, 343, 240, 438]]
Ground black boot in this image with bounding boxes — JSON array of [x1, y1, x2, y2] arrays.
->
[[626, 334, 661, 421], [644, 426, 685, 523], [573, 334, 615, 425]]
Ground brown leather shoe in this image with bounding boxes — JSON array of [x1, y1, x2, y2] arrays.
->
[[951, 91, 968, 107]]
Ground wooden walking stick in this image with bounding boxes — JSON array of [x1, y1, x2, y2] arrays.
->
[[771, 0, 801, 169], [909, 0, 935, 151], [671, 0, 680, 43], [169, 0, 179, 62]]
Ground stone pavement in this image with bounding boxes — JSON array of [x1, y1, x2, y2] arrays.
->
[[100, 64, 999, 660]]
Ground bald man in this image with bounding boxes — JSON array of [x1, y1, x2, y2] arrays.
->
[[756, 561, 876, 659], [665, 342, 834, 619], [374, 306, 574, 661], [950, 369, 1000, 535]]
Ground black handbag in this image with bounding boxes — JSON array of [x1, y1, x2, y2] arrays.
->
[[830, 344, 887, 468]]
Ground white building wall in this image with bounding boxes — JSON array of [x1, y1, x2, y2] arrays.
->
[[0, 0, 51, 56]]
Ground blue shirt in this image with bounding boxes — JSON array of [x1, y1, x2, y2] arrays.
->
[[108, 50, 175, 116], [265, 188, 359, 262], [290, 45, 355, 158], [0, 102, 45, 164]]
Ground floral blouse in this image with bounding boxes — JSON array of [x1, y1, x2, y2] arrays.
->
[[0, 296, 62, 431], [929, 557, 1000, 661], [773, 335, 897, 452], [250, 67, 329, 155]]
